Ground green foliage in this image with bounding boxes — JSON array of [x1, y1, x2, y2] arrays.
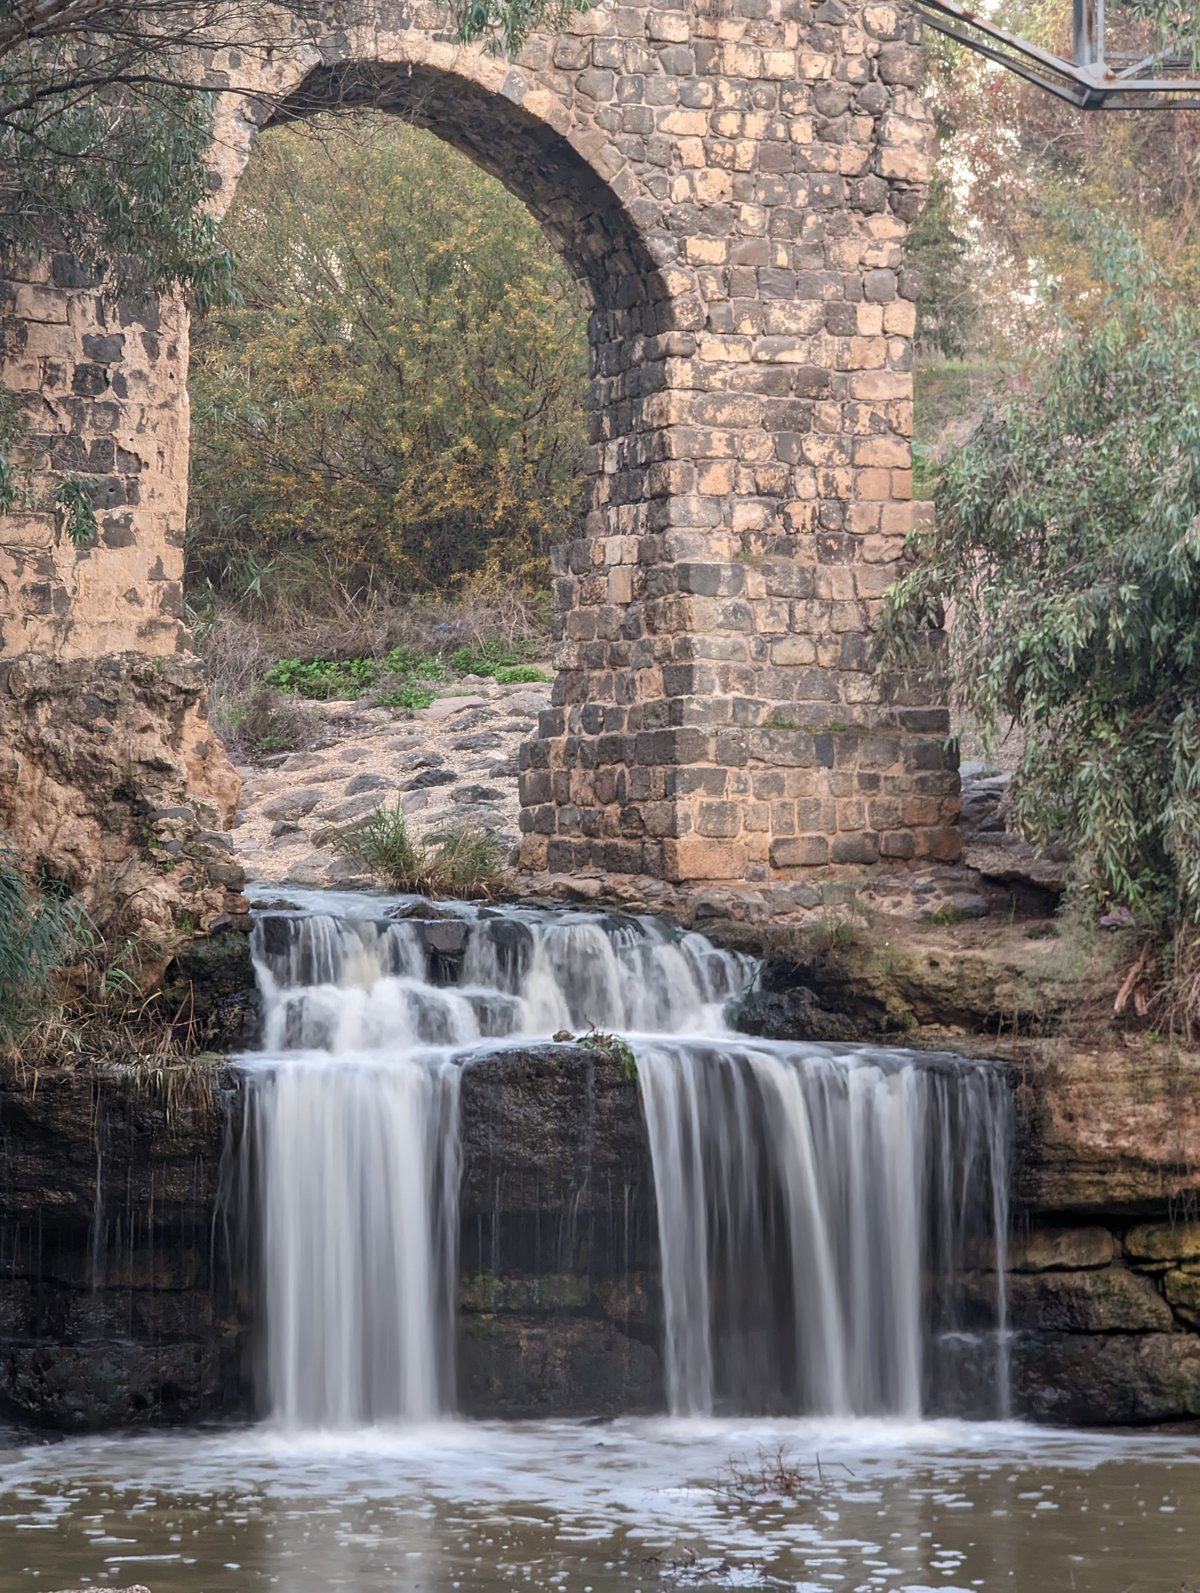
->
[[425, 822, 509, 896], [450, 638, 551, 685], [907, 171, 979, 360], [188, 115, 587, 601], [577, 1028, 638, 1083], [450, 638, 534, 675], [493, 665, 553, 685], [263, 647, 447, 704], [453, 0, 591, 54], [53, 477, 98, 546], [0, 834, 80, 1044], [0, 390, 25, 515], [0, 77, 233, 308], [881, 229, 1200, 935], [333, 803, 509, 899]]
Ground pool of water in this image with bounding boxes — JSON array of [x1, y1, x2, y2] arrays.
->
[[2, 1418, 1198, 1592]]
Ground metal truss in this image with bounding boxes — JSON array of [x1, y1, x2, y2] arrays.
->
[[910, 0, 1200, 109]]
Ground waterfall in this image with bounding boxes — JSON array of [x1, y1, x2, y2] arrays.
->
[[636, 1040, 1010, 1419], [239, 895, 1010, 1428], [241, 904, 748, 1428]]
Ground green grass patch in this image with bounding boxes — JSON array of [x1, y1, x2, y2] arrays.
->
[[262, 647, 447, 703], [450, 636, 548, 682], [261, 638, 549, 704]]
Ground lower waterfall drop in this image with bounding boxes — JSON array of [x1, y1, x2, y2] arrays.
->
[[636, 1041, 1010, 1419], [239, 893, 1011, 1428]]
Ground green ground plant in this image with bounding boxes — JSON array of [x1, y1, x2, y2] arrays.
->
[[262, 648, 447, 705], [0, 836, 81, 1045], [577, 1028, 638, 1083]]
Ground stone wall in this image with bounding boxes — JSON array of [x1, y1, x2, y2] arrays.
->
[[0, 0, 955, 917]]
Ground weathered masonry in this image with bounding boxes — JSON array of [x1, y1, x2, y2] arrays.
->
[[0, 0, 952, 928]]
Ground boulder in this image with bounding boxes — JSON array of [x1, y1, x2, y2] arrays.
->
[[261, 786, 323, 821]]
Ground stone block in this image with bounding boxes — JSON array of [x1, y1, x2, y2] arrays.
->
[[1125, 1222, 1200, 1263], [769, 835, 828, 868], [1008, 1226, 1118, 1273], [1004, 1267, 1175, 1334]]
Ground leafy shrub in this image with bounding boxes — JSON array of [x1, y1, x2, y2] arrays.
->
[[376, 683, 438, 711], [333, 803, 509, 899], [188, 116, 586, 600], [879, 230, 1200, 958], [263, 648, 446, 705], [227, 688, 321, 762], [450, 639, 550, 685], [450, 638, 535, 676], [0, 836, 81, 1044], [262, 656, 377, 700]]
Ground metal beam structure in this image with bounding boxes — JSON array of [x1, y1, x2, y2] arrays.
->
[[911, 0, 1200, 108]]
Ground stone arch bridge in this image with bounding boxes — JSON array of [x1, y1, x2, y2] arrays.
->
[[0, 0, 956, 934]]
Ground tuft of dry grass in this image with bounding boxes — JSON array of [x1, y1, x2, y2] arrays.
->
[[332, 802, 511, 900]]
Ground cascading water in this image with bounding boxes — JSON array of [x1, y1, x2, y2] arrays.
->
[[240, 892, 1010, 1429], [637, 1038, 1009, 1419]]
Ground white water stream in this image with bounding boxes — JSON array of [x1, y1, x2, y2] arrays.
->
[[241, 893, 1009, 1429]]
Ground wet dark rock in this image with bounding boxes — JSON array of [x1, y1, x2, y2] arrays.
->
[[1010, 1332, 1200, 1424], [159, 927, 259, 1049], [460, 1318, 659, 1418], [731, 986, 862, 1043], [0, 1064, 249, 1430]]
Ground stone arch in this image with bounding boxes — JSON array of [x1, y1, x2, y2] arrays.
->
[[0, 1, 960, 933]]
